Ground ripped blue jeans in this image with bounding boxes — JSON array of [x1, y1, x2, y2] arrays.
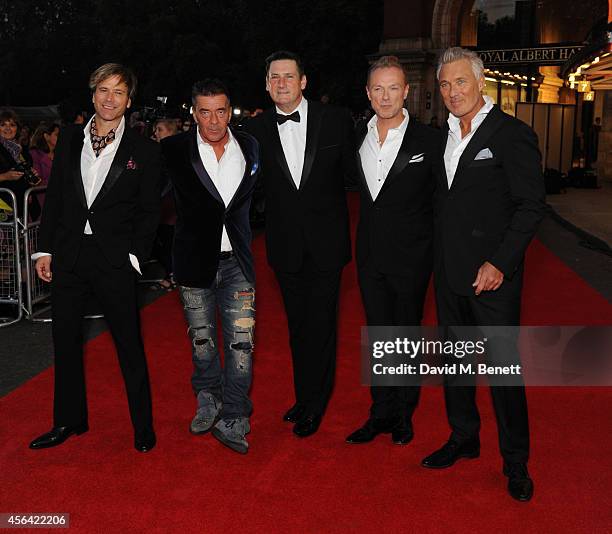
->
[[179, 256, 255, 419]]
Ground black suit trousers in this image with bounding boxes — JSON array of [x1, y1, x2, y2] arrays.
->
[[275, 255, 342, 416], [434, 263, 529, 464], [358, 262, 426, 423], [51, 236, 153, 436]]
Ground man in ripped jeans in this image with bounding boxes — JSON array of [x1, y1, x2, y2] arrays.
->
[[161, 78, 259, 454]]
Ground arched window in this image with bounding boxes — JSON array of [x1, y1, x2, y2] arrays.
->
[[458, 0, 608, 48], [472, 0, 532, 48]]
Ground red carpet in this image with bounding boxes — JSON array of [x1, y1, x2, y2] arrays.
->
[[2, 192, 612, 533]]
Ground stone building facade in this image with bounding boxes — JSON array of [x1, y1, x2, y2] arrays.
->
[[375, 0, 609, 180]]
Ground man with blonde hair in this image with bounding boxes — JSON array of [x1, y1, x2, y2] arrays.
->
[[30, 63, 161, 453], [346, 55, 438, 447]]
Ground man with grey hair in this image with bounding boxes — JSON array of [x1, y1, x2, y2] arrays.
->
[[422, 47, 545, 502], [29, 63, 161, 453]]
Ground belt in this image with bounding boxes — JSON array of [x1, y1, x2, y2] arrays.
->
[[219, 251, 234, 260]]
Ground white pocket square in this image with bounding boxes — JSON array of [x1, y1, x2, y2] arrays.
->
[[474, 148, 493, 160], [409, 153, 425, 163], [250, 163, 258, 175]]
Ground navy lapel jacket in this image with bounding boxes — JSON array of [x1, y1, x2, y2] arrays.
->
[[161, 127, 259, 288]]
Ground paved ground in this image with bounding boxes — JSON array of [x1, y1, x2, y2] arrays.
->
[[547, 179, 612, 250], [0, 262, 170, 397]]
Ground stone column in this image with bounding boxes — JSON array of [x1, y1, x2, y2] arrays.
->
[[537, 66, 563, 103], [376, 37, 440, 123]]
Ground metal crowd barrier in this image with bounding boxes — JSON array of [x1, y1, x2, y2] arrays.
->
[[0, 184, 176, 326], [22, 186, 52, 322], [0, 188, 23, 327]]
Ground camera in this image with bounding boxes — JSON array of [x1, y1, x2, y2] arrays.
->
[[13, 161, 41, 186]]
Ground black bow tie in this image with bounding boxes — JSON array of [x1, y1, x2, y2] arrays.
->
[[276, 111, 300, 125]]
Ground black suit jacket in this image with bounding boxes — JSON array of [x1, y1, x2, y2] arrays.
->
[[161, 128, 259, 288], [356, 118, 438, 285], [246, 101, 356, 272], [38, 124, 162, 270], [434, 106, 546, 297]]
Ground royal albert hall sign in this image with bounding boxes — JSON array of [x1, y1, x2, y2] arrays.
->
[[477, 45, 583, 65]]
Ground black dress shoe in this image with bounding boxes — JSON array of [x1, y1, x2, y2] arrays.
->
[[293, 414, 322, 437], [29, 424, 89, 450], [391, 426, 414, 445], [283, 403, 306, 423], [345, 418, 394, 444], [134, 432, 156, 453], [504, 462, 534, 502], [421, 439, 480, 469]]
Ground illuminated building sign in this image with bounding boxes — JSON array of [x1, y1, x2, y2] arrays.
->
[[477, 46, 583, 65]]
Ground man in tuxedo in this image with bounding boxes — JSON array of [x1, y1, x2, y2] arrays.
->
[[421, 47, 545, 501], [161, 79, 259, 454], [246, 51, 356, 437], [346, 56, 438, 446], [29, 64, 161, 452]]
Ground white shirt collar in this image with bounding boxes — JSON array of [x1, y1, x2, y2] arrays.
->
[[447, 95, 494, 131], [367, 108, 410, 139], [196, 126, 237, 152], [275, 96, 308, 117]]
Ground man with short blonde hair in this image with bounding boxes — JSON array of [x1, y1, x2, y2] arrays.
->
[[346, 55, 438, 447], [367, 55, 408, 84]]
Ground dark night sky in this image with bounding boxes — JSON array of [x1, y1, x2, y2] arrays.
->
[[0, 0, 383, 115]]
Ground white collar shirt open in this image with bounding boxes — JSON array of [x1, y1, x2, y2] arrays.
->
[[359, 108, 409, 200], [444, 95, 494, 188], [196, 128, 246, 252]]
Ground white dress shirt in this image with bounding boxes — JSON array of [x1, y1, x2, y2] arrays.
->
[[276, 96, 308, 188], [81, 115, 125, 234], [444, 95, 494, 188], [32, 116, 141, 273], [196, 128, 246, 252], [359, 108, 409, 200]]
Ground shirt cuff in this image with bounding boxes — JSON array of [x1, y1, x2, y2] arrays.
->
[[129, 253, 142, 275], [31, 252, 51, 261]]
